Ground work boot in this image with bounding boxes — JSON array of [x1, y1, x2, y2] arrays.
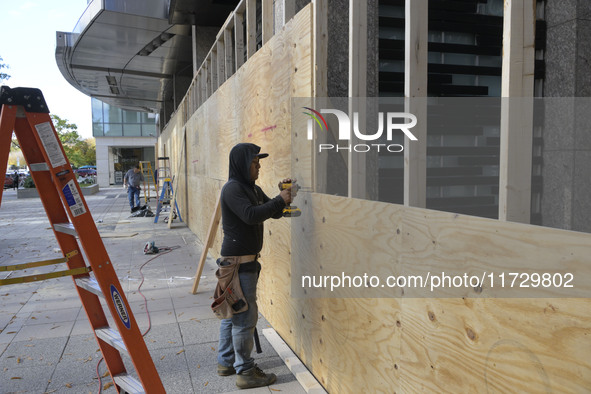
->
[[217, 364, 236, 376], [236, 365, 276, 389]]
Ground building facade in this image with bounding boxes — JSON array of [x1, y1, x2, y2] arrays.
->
[[91, 98, 156, 187]]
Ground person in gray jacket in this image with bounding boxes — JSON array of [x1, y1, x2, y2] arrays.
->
[[123, 164, 144, 212]]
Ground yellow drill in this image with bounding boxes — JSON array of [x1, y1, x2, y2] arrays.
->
[[280, 182, 302, 217]]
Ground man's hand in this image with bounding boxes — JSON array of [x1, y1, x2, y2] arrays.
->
[[280, 188, 292, 204], [278, 178, 297, 204], [123, 184, 127, 189], [278, 178, 298, 194]]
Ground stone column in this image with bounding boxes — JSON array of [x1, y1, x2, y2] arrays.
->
[[541, 0, 591, 232]]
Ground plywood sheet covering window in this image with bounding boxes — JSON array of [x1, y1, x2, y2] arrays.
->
[[160, 4, 313, 242], [283, 193, 590, 392], [158, 3, 591, 393]]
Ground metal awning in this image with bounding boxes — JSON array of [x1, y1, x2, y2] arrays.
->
[[56, 0, 237, 114]]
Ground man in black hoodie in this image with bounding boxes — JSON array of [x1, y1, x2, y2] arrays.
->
[[216, 143, 293, 389]]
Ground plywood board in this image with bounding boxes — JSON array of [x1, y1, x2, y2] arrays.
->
[[157, 4, 591, 393]]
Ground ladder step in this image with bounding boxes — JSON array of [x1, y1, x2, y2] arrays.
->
[[95, 327, 128, 354], [54, 223, 77, 236], [29, 162, 49, 172], [75, 276, 103, 297], [114, 373, 145, 394]]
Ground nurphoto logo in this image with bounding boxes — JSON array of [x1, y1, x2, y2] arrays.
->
[[303, 107, 418, 153]]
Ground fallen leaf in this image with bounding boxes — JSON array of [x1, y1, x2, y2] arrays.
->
[[160, 356, 165, 360], [204, 381, 209, 387], [11, 377, 22, 380], [102, 371, 110, 378], [270, 389, 282, 392], [65, 383, 73, 388], [17, 358, 21, 364], [176, 349, 185, 355], [197, 364, 201, 369], [103, 382, 114, 390]]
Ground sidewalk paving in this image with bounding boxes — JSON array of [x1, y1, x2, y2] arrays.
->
[[0, 187, 306, 394]]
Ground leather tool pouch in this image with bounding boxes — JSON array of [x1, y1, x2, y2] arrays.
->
[[211, 258, 249, 319]]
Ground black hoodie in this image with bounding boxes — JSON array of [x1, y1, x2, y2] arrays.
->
[[220, 143, 286, 256]]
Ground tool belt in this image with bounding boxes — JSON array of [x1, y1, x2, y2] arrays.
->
[[211, 258, 250, 319], [220, 254, 258, 264]]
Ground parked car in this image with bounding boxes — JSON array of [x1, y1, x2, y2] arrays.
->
[[4, 174, 14, 189], [75, 168, 97, 177]]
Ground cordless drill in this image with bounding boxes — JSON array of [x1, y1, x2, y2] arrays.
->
[[280, 182, 302, 217]]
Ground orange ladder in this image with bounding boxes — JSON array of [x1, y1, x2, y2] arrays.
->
[[0, 86, 165, 394]]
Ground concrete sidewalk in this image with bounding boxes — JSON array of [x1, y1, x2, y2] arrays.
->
[[0, 187, 306, 394]]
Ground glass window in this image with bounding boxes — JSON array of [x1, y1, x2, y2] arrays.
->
[[140, 112, 152, 123], [123, 124, 142, 136], [91, 98, 103, 123], [104, 103, 122, 123], [92, 122, 104, 137], [104, 123, 123, 137], [142, 123, 157, 136], [123, 109, 140, 123]]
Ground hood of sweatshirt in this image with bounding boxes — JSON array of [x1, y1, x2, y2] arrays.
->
[[228, 143, 268, 185]]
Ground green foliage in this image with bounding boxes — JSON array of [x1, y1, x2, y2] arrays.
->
[[51, 114, 96, 168], [0, 55, 10, 82], [23, 176, 35, 189]]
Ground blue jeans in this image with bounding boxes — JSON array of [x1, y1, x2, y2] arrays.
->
[[127, 186, 140, 209], [217, 267, 260, 373]]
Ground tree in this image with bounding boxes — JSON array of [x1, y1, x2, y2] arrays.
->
[[51, 114, 96, 168], [0, 55, 10, 82], [7, 112, 95, 169]]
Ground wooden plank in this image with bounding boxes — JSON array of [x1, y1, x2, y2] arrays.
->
[[499, 0, 536, 222], [234, 12, 245, 70], [347, 0, 368, 199], [168, 127, 187, 229], [262, 0, 273, 44], [224, 28, 234, 80], [262, 328, 327, 394], [313, 0, 328, 193], [211, 48, 218, 91], [246, 0, 256, 58], [191, 25, 198, 76], [217, 40, 225, 88], [205, 58, 211, 98], [404, 0, 428, 208], [191, 190, 221, 294]]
